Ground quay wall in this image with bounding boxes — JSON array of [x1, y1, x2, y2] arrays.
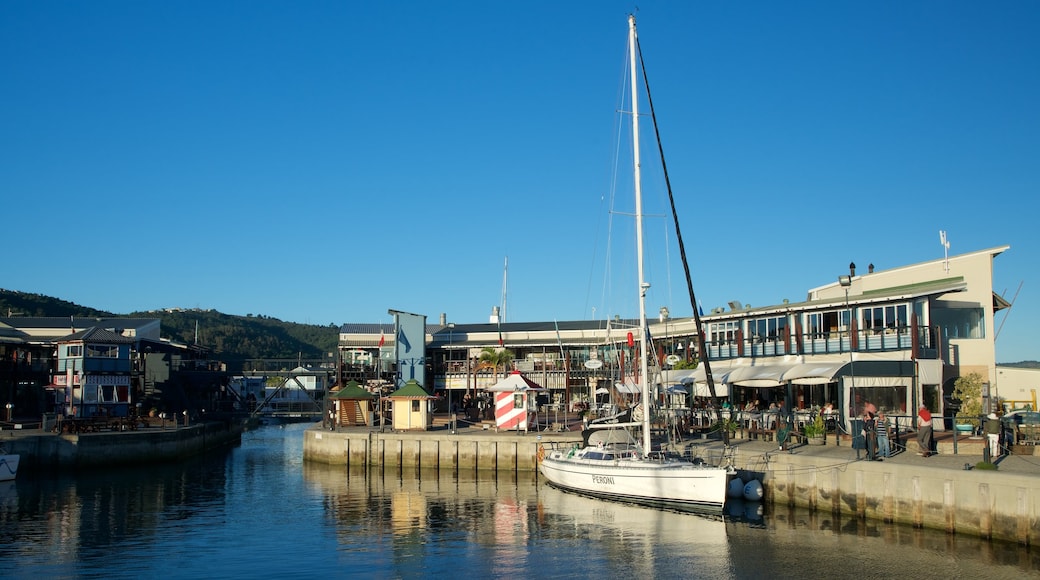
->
[[5, 421, 243, 471], [305, 428, 1040, 544], [742, 451, 1040, 546], [303, 427, 579, 473]]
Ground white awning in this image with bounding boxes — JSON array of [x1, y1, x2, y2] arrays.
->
[[614, 380, 641, 394], [727, 364, 794, 388], [782, 362, 846, 385]]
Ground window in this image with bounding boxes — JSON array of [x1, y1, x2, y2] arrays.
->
[[411, 400, 420, 412], [67, 345, 83, 357], [808, 311, 843, 338], [747, 315, 787, 343], [708, 321, 739, 345], [932, 306, 985, 339], [86, 344, 118, 358], [863, 303, 909, 332]]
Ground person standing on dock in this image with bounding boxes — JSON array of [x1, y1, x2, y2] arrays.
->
[[876, 411, 891, 458], [862, 410, 878, 460], [917, 404, 933, 457], [985, 413, 1001, 459]]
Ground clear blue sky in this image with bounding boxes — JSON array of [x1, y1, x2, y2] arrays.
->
[[3, 2, 1037, 363]]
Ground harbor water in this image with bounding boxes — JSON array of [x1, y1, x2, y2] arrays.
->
[[1, 423, 1036, 579]]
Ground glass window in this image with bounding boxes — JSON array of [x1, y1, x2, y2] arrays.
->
[[86, 344, 118, 358], [748, 315, 787, 342], [932, 307, 985, 339], [67, 345, 83, 357], [708, 321, 739, 345]]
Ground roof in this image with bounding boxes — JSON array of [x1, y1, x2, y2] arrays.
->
[[485, 371, 545, 392], [330, 380, 374, 400], [59, 327, 136, 344], [389, 379, 434, 398], [0, 316, 159, 330]]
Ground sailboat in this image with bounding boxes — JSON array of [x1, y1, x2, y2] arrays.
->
[[538, 15, 731, 512]]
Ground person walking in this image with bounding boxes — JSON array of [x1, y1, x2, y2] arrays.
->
[[917, 404, 933, 457]]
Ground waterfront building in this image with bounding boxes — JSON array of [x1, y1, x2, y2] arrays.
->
[[0, 316, 224, 420], [52, 327, 136, 418], [338, 246, 1011, 432]]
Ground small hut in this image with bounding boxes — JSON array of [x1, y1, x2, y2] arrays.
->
[[329, 380, 375, 427], [389, 379, 436, 431], [486, 371, 544, 432]]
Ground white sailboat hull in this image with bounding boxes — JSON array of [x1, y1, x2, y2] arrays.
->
[[0, 454, 18, 482], [539, 449, 728, 511]]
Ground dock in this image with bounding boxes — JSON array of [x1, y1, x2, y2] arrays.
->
[[304, 415, 1040, 545]]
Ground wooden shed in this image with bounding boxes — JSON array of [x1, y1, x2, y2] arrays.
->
[[389, 379, 436, 431], [329, 380, 375, 427]]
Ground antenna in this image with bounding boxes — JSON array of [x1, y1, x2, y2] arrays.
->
[[501, 256, 508, 323], [939, 230, 950, 272]]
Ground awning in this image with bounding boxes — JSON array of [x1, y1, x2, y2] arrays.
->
[[727, 364, 794, 388], [782, 362, 846, 385], [486, 371, 545, 392], [614, 380, 641, 394], [664, 385, 689, 395], [671, 366, 731, 397]]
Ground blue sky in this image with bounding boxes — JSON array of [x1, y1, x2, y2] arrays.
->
[[2, 2, 1037, 363]]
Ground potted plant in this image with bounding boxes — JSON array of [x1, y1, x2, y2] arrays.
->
[[803, 413, 826, 445], [711, 417, 739, 442]]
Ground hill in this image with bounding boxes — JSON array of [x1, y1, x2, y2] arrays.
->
[[1, 288, 338, 361]]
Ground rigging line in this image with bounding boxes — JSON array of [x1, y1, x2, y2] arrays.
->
[[635, 36, 722, 421], [994, 280, 1022, 341], [594, 44, 640, 328]]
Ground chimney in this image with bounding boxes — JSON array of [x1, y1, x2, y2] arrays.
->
[[439, 313, 447, 326], [849, 262, 856, 277], [868, 263, 874, 274]]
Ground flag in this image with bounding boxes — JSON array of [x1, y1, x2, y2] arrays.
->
[[398, 326, 411, 352], [378, 331, 385, 347]]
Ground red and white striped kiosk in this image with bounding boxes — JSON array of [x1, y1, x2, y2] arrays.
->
[[486, 371, 545, 432]]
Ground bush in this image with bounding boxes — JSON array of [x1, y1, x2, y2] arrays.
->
[[802, 413, 826, 438], [975, 461, 998, 470]]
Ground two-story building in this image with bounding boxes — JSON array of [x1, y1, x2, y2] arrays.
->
[[338, 245, 1011, 431]]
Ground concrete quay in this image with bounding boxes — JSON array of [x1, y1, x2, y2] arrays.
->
[[690, 434, 1040, 546], [0, 420, 244, 471], [304, 417, 1040, 545]]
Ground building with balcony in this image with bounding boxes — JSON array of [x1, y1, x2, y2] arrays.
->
[[338, 245, 1011, 430]]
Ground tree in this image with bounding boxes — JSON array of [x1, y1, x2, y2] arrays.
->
[[952, 372, 984, 427], [477, 347, 515, 380]]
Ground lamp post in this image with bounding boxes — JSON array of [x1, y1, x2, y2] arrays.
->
[[5, 402, 12, 422], [447, 322, 456, 433], [839, 274, 854, 450]]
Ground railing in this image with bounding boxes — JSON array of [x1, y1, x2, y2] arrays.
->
[[705, 325, 934, 361]]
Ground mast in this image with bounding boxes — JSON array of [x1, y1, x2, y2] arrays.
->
[[628, 14, 652, 454]]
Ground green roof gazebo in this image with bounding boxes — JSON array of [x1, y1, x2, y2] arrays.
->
[[329, 380, 375, 427]]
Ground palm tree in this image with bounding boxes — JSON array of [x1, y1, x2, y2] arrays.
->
[[477, 347, 515, 381]]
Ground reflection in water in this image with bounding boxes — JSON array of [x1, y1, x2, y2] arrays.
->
[[1, 423, 1037, 579]]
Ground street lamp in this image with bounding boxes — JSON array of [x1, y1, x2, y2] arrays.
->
[[5, 402, 11, 422], [839, 274, 855, 450], [447, 322, 456, 433]]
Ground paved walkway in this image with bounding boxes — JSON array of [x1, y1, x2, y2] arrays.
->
[[685, 433, 1040, 477]]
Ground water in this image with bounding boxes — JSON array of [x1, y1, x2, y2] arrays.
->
[[1, 423, 1036, 579]]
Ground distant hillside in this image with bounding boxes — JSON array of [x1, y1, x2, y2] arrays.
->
[[1, 289, 338, 360], [0, 289, 113, 318], [1000, 361, 1040, 368]]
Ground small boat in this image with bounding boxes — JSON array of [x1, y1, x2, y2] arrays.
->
[[0, 446, 18, 481], [539, 15, 730, 512]]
